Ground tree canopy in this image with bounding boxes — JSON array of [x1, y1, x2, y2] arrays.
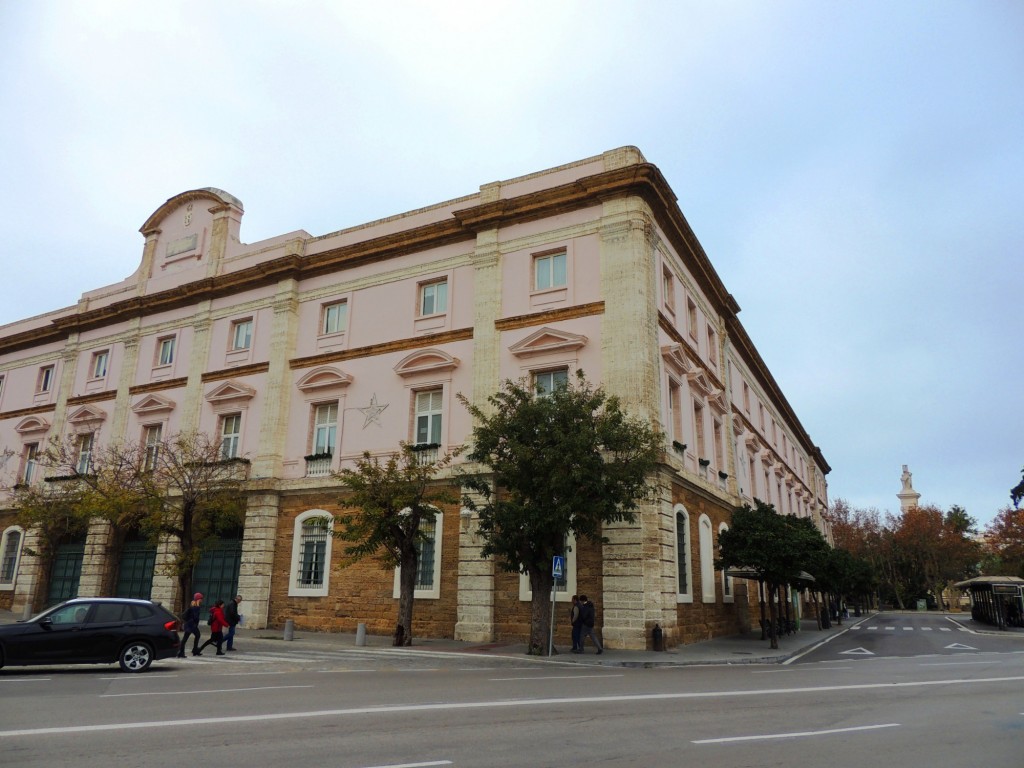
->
[[459, 371, 662, 654]]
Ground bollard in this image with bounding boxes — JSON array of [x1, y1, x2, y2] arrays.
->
[[652, 623, 664, 652], [283, 618, 295, 641], [355, 622, 367, 647]]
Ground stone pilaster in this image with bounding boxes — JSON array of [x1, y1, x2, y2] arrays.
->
[[149, 534, 179, 608], [469, 222, 502, 412], [455, 485, 495, 642], [180, 308, 213, 433], [109, 331, 141, 440], [252, 276, 300, 479], [11, 527, 45, 616], [598, 196, 663, 649], [238, 490, 280, 629], [77, 519, 114, 598]]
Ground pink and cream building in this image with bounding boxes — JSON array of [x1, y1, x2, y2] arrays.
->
[[0, 147, 829, 649]]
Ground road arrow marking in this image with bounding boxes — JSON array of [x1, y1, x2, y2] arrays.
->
[[945, 643, 977, 651], [839, 647, 875, 655]]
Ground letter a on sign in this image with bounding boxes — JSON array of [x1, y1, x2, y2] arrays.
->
[[552, 556, 565, 579]]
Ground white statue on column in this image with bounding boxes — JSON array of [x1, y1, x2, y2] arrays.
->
[[898, 464, 921, 511]]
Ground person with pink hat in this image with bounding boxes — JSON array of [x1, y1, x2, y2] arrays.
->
[[177, 592, 204, 658]]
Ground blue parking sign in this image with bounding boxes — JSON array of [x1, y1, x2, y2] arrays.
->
[[552, 555, 565, 579]]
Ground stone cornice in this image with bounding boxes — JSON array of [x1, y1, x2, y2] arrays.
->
[[201, 362, 271, 383], [128, 377, 188, 396], [289, 328, 474, 370], [0, 403, 56, 422], [495, 302, 604, 332], [66, 390, 118, 406]]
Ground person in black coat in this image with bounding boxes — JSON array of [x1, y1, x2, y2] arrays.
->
[[178, 593, 203, 658], [577, 595, 603, 654], [223, 595, 243, 651]]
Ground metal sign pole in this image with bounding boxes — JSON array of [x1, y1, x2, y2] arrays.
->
[[548, 555, 565, 657]]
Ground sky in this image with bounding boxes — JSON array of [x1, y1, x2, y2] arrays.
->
[[1, 2, 1021, 527]]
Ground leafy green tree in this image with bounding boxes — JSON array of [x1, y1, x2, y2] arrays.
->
[[459, 372, 662, 654], [1011, 468, 1024, 509], [983, 505, 1024, 578], [328, 443, 459, 646]]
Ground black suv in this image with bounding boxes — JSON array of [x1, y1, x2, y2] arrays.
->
[[0, 598, 180, 672]]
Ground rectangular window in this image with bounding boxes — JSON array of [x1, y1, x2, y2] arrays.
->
[[298, 521, 328, 587], [419, 280, 448, 316], [415, 514, 437, 589], [76, 433, 94, 475], [668, 380, 683, 443], [157, 337, 175, 367], [0, 375, 5, 403], [230, 319, 253, 351], [415, 390, 443, 446], [693, 402, 705, 458], [22, 444, 38, 484], [533, 250, 567, 291], [662, 268, 675, 312], [220, 414, 241, 459], [321, 301, 348, 336], [713, 420, 724, 468], [38, 365, 55, 393], [0, 530, 21, 584], [91, 351, 109, 379], [687, 299, 698, 341], [534, 368, 568, 397], [143, 424, 162, 471], [313, 403, 338, 455], [707, 327, 718, 366], [742, 382, 751, 414], [748, 457, 757, 497]]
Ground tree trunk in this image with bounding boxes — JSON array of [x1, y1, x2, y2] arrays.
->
[[767, 581, 779, 649], [528, 568, 554, 655], [396, 548, 419, 646], [758, 579, 767, 641]]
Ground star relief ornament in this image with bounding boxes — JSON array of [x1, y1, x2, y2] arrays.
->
[[357, 394, 389, 428]]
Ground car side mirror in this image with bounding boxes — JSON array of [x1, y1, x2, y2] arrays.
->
[[39, 617, 53, 630]]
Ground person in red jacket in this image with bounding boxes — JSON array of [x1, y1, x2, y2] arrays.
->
[[197, 599, 228, 656]]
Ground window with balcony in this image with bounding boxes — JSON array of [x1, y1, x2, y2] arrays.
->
[[413, 389, 443, 465], [668, 379, 683, 445], [306, 403, 337, 476], [692, 401, 705, 459], [321, 301, 348, 336], [21, 443, 39, 484], [533, 368, 568, 397], [143, 424, 162, 471], [230, 319, 253, 351], [220, 414, 241, 460], [76, 433, 94, 475]]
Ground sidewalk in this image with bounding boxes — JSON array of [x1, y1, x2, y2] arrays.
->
[[4, 608, 1015, 667]]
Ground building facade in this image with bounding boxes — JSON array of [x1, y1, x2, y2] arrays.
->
[[0, 147, 829, 649]]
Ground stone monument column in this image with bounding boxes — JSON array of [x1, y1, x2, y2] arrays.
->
[[898, 464, 921, 511]]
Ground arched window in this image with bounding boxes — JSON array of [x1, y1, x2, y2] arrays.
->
[[698, 514, 715, 603], [673, 505, 693, 603], [288, 510, 334, 597], [718, 522, 733, 602], [0, 526, 24, 589]]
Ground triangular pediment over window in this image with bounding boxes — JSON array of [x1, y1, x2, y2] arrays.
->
[[686, 370, 718, 399], [67, 405, 107, 425], [131, 394, 175, 415], [15, 416, 50, 434], [509, 327, 587, 358], [661, 344, 693, 376], [709, 391, 728, 414], [296, 366, 353, 393], [393, 349, 460, 377], [205, 380, 257, 404]]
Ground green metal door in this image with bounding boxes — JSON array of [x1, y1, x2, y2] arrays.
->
[[115, 540, 157, 599], [46, 543, 84, 606], [192, 538, 242, 607]]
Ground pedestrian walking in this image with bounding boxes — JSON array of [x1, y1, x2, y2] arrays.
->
[[197, 599, 228, 656], [224, 595, 243, 651], [177, 593, 203, 658], [569, 595, 582, 653], [577, 594, 603, 654]]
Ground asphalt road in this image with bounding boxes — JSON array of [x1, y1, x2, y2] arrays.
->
[[2, 618, 1022, 768]]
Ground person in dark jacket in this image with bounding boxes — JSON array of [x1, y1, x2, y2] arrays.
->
[[178, 593, 203, 658], [577, 594, 603, 654], [223, 595, 242, 651], [197, 599, 228, 656], [569, 595, 582, 653]]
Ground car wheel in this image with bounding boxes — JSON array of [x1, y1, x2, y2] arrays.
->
[[118, 641, 154, 673]]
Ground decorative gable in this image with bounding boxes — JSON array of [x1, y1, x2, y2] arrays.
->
[[296, 366, 353, 393], [131, 394, 175, 415], [205, 380, 257, 404], [686, 370, 718, 400], [661, 344, 693, 376], [393, 349, 460, 378], [67, 405, 108, 426], [708, 390, 728, 414], [15, 416, 50, 435], [509, 327, 587, 358]]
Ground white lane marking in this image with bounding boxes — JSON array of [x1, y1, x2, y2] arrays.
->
[[902, 627, 913, 631], [939, 628, 952, 632], [318, 669, 375, 674], [4, 675, 1023, 738], [99, 685, 313, 698], [217, 671, 289, 677], [921, 627, 933, 631], [885, 627, 896, 631], [0, 678, 51, 683], [945, 643, 978, 651], [362, 762, 452, 768], [839, 648, 873, 656], [489, 674, 624, 681], [919, 661, 990, 667], [782, 619, 863, 665], [693, 722, 900, 744], [99, 675, 180, 681], [752, 668, 850, 674]]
